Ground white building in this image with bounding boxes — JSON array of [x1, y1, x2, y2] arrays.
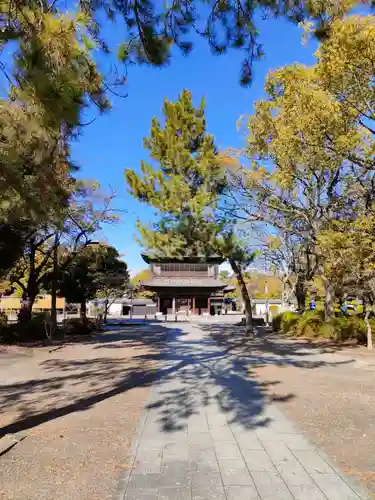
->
[[89, 298, 157, 317], [249, 298, 285, 318]]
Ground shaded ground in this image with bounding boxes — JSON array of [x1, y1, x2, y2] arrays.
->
[[116, 322, 367, 500], [0, 326, 168, 500], [2, 318, 374, 498], [205, 322, 375, 496]]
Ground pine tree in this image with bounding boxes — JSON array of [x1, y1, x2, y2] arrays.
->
[[126, 89, 226, 257], [1, 0, 362, 86], [126, 89, 255, 333], [0, 9, 109, 276]]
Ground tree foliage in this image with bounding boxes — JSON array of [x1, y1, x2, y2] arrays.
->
[[223, 12, 375, 347], [0, 5, 112, 286], [3, 184, 118, 321], [0, 10, 108, 226], [57, 243, 127, 321], [126, 89, 226, 257], [226, 15, 375, 320], [130, 269, 154, 297], [94, 248, 129, 319], [1, 0, 369, 87], [126, 90, 257, 332]]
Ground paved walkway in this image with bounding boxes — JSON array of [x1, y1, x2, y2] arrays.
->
[[115, 322, 369, 500]]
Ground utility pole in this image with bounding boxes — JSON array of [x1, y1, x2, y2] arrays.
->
[[264, 256, 269, 326]]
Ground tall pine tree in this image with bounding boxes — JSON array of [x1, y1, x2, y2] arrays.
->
[[126, 89, 226, 256], [126, 89, 254, 333]]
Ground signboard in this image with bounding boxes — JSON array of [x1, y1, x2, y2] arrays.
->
[[161, 279, 195, 286]]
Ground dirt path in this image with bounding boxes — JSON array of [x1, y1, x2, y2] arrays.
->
[[0, 326, 167, 500]]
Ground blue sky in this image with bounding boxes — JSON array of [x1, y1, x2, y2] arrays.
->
[[71, 15, 318, 275]]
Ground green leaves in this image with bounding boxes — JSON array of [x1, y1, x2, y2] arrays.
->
[[1, 0, 371, 89], [0, 6, 111, 279], [12, 10, 109, 127], [231, 11, 375, 313], [126, 89, 227, 258], [57, 244, 128, 304], [118, 42, 130, 62]]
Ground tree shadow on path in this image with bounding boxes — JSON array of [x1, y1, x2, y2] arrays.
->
[[0, 324, 175, 437], [0, 322, 352, 439], [134, 323, 353, 436], [202, 323, 357, 367]]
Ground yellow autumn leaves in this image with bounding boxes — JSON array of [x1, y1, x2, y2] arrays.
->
[[239, 13, 375, 311]]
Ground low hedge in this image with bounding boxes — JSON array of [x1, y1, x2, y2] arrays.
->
[[0, 311, 8, 327], [0, 314, 51, 343], [273, 311, 375, 344], [272, 311, 299, 335], [62, 317, 96, 335], [0, 315, 96, 344], [297, 310, 324, 337]]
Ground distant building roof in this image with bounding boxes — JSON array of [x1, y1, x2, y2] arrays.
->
[[141, 253, 224, 264], [143, 277, 227, 289], [92, 298, 155, 306], [130, 298, 156, 306]]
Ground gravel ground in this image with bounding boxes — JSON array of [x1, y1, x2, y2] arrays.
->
[[0, 326, 166, 500], [207, 324, 375, 497], [255, 354, 375, 496]]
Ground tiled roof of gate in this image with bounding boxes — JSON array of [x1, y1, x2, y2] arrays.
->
[[141, 254, 224, 264], [143, 278, 227, 288]]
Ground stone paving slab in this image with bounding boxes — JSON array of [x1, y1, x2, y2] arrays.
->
[[115, 323, 370, 500]]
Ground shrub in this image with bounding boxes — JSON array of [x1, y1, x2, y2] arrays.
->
[[272, 311, 299, 335], [264, 305, 375, 345], [0, 311, 8, 327], [27, 313, 52, 339], [0, 313, 50, 343], [281, 311, 299, 335], [297, 310, 324, 337], [355, 317, 375, 345], [0, 324, 16, 343], [0, 311, 8, 340], [273, 310, 375, 344], [330, 316, 367, 342], [62, 318, 96, 336], [272, 313, 283, 332], [0, 314, 98, 344]]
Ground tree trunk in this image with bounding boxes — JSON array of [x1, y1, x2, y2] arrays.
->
[[18, 253, 38, 323], [50, 234, 59, 332], [366, 295, 374, 351], [18, 294, 34, 323], [364, 307, 373, 350], [18, 280, 37, 323], [295, 276, 306, 314], [229, 258, 253, 335], [18, 243, 38, 323], [104, 298, 109, 322], [282, 277, 290, 307], [80, 300, 87, 324], [322, 276, 335, 322]]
